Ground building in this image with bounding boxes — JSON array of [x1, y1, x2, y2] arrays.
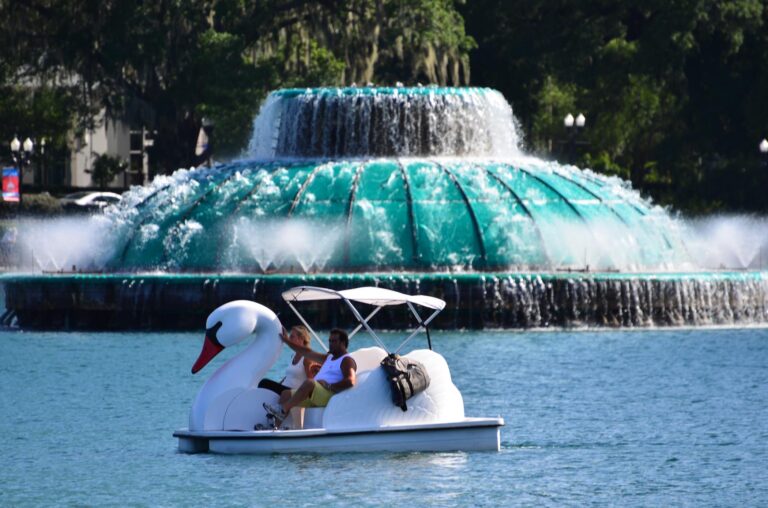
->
[[8, 73, 154, 191], [66, 109, 152, 189]]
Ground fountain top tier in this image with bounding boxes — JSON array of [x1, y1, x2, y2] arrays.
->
[[248, 87, 521, 160]]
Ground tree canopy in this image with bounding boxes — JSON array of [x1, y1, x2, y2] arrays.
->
[[1, 0, 473, 172], [462, 0, 768, 212], [2, 0, 768, 213]]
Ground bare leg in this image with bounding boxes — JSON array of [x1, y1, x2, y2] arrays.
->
[[281, 379, 315, 413]]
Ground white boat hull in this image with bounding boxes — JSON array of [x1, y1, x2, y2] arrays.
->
[[174, 417, 503, 454]]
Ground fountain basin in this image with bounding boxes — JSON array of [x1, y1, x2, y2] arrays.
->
[[3, 271, 767, 330]]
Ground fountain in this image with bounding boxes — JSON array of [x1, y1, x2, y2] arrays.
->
[[2, 87, 767, 329]]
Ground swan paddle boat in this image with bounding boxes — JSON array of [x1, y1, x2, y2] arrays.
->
[[174, 286, 504, 454]]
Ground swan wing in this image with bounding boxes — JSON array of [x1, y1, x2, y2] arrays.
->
[[322, 348, 464, 430]]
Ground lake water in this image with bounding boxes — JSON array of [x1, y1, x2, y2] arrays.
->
[[1, 328, 766, 506]]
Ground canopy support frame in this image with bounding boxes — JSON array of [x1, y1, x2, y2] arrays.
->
[[286, 301, 329, 352], [341, 298, 389, 352], [393, 303, 440, 354], [348, 306, 383, 340]]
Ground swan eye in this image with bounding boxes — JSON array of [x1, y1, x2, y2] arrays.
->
[[206, 321, 224, 347]]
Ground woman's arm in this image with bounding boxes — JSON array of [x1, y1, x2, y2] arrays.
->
[[280, 328, 327, 363]]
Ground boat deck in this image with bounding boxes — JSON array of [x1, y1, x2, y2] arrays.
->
[[174, 417, 504, 454]]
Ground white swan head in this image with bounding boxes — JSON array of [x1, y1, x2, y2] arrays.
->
[[191, 300, 260, 373], [188, 300, 282, 431]]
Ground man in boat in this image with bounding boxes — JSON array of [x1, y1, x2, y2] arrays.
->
[[263, 328, 357, 423]]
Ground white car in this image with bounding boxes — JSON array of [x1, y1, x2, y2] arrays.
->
[[60, 191, 122, 212]]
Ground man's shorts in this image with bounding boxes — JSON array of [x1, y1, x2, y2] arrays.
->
[[295, 381, 333, 408]]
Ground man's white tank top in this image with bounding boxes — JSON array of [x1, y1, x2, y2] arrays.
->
[[283, 357, 307, 389], [315, 353, 350, 384]]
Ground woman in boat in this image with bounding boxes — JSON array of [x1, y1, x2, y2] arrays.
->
[[263, 328, 357, 424], [257, 325, 320, 395]]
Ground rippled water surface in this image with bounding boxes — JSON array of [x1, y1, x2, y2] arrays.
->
[[1, 328, 767, 506]]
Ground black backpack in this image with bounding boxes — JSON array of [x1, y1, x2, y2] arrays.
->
[[380, 354, 431, 411]]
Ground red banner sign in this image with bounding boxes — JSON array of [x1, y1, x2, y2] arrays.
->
[[2, 167, 20, 202]]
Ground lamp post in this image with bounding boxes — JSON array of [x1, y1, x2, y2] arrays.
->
[[563, 113, 586, 164], [761, 139, 768, 268], [10, 136, 34, 166], [10, 136, 34, 205], [40, 137, 46, 187]]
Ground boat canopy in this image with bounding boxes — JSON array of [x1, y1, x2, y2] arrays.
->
[[281, 286, 445, 310], [282, 286, 445, 354]]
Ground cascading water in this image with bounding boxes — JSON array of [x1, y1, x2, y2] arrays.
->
[[248, 87, 521, 158], [3, 86, 768, 329]]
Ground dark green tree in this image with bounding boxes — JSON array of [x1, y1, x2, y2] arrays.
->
[[1, 0, 473, 175], [0, 84, 73, 185], [90, 154, 128, 189], [462, 0, 768, 212]]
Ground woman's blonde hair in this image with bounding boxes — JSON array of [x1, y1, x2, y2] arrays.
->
[[291, 325, 311, 346]]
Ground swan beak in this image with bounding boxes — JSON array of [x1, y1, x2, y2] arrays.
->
[[191, 335, 224, 374]]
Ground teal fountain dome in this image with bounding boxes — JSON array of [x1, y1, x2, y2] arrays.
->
[[110, 86, 690, 274], [3, 86, 767, 330]]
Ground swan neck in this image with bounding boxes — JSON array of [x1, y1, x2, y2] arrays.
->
[[189, 305, 282, 430]]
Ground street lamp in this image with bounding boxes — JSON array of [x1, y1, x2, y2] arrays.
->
[[563, 113, 586, 163], [10, 136, 34, 167], [563, 113, 586, 129], [9, 136, 35, 205], [761, 139, 768, 267], [40, 137, 46, 186]]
